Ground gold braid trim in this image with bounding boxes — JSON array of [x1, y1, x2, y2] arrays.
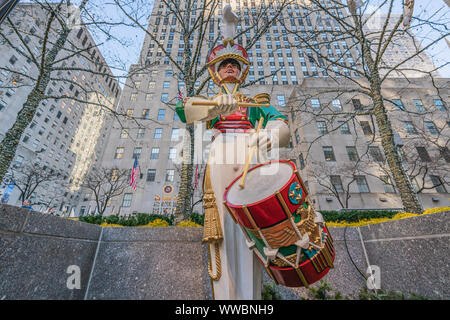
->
[[202, 163, 223, 283], [207, 242, 222, 281]]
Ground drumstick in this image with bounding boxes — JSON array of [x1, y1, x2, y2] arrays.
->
[[192, 100, 270, 108], [239, 116, 264, 189]]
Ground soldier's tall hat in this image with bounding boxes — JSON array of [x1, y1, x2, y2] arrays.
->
[[207, 5, 249, 86]]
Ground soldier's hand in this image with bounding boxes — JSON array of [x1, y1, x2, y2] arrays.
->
[[213, 94, 237, 116], [248, 130, 272, 153]]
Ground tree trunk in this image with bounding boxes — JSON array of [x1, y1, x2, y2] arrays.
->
[[371, 91, 422, 213], [0, 0, 88, 184], [175, 124, 195, 220]]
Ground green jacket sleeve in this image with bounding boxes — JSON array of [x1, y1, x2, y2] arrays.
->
[[249, 104, 288, 128], [175, 99, 187, 123]]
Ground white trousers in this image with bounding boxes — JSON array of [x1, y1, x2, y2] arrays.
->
[[208, 132, 262, 300]]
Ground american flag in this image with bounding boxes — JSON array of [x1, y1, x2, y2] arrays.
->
[[129, 157, 139, 191], [177, 87, 183, 101]]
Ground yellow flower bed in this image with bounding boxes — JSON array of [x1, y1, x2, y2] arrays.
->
[[100, 222, 123, 227], [326, 207, 449, 228], [176, 219, 203, 227], [137, 218, 169, 227]]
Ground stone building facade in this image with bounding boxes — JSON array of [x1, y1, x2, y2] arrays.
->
[[76, 0, 448, 216], [0, 3, 121, 214]]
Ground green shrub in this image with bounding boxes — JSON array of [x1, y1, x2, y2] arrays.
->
[[105, 215, 119, 225], [79, 212, 175, 227], [261, 283, 282, 300], [320, 210, 399, 223], [189, 212, 204, 226], [79, 215, 103, 225], [305, 281, 347, 300], [358, 287, 429, 300]]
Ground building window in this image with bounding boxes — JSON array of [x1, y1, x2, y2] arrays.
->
[[110, 169, 119, 182], [114, 147, 124, 159], [416, 146, 431, 162], [360, 121, 373, 135], [150, 147, 160, 159], [434, 99, 446, 111], [168, 147, 176, 160], [413, 99, 424, 111], [121, 193, 132, 207], [9, 55, 18, 65], [439, 147, 450, 163], [403, 121, 417, 134], [316, 121, 328, 135], [346, 146, 359, 161], [295, 129, 300, 144], [137, 128, 145, 139], [277, 95, 286, 107], [171, 128, 179, 141], [130, 93, 137, 101], [142, 109, 150, 119], [380, 175, 395, 193], [355, 175, 370, 193], [120, 128, 129, 139], [425, 121, 438, 135], [310, 98, 320, 110], [0, 100, 7, 111], [154, 128, 163, 139], [132, 147, 142, 159], [352, 99, 362, 111], [369, 146, 384, 162], [148, 81, 156, 89], [392, 99, 405, 111], [338, 121, 351, 134], [332, 99, 342, 111], [323, 146, 336, 161], [330, 175, 344, 193], [146, 169, 156, 182], [299, 153, 305, 170], [157, 109, 166, 120], [126, 109, 134, 119], [430, 175, 447, 193], [161, 93, 169, 102], [163, 81, 170, 89], [165, 169, 175, 182]]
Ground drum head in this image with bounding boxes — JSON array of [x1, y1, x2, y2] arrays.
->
[[227, 161, 293, 205]]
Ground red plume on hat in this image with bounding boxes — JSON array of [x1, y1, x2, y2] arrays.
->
[[207, 5, 249, 86]]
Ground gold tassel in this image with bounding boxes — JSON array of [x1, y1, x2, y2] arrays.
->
[[202, 163, 223, 286]]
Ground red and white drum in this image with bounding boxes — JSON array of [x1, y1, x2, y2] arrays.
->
[[223, 160, 334, 287]]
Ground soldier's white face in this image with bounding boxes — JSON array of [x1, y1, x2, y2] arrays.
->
[[218, 62, 240, 80]]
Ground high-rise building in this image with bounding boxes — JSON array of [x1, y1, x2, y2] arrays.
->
[[0, 3, 121, 214], [286, 77, 449, 210], [76, 0, 448, 216]]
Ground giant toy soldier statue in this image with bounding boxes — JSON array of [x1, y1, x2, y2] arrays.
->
[[176, 6, 334, 300]]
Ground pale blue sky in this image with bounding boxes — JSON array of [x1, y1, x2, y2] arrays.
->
[[80, 0, 449, 85]]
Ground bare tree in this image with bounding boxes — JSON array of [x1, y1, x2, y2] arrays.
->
[[80, 167, 130, 216], [0, 0, 143, 185], [111, 0, 295, 218], [4, 161, 65, 206], [284, 0, 449, 213]]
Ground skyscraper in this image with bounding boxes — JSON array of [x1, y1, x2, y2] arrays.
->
[[0, 3, 121, 214], [77, 0, 448, 216]]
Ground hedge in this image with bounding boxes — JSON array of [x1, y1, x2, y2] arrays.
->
[[319, 210, 399, 223]]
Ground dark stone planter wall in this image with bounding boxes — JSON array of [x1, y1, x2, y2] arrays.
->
[[268, 210, 449, 300], [1, 204, 448, 299], [0, 205, 210, 300]]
